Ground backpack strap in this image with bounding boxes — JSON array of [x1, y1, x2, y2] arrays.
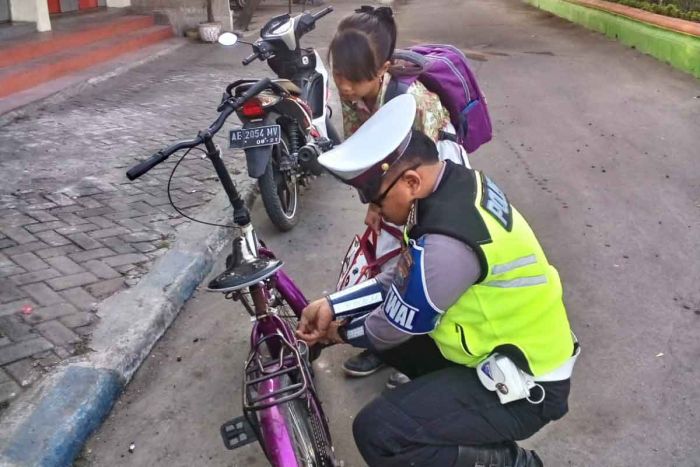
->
[[368, 221, 404, 273], [380, 221, 403, 239], [391, 49, 428, 75], [385, 77, 410, 103], [385, 49, 427, 103], [372, 247, 402, 271]]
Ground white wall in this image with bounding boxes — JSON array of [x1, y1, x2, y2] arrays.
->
[[106, 0, 131, 6], [9, 0, 51, 31]]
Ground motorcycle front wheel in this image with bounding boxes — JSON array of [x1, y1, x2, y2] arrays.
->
[[258, 135, 300, 231]]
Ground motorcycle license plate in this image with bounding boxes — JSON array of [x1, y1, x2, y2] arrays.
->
[[229, 125, 281, 149]]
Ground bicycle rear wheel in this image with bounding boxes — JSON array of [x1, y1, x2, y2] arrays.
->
[[246, 327, 334, 467], [281, 394, 334, 467], [254, 374, 334, 467]]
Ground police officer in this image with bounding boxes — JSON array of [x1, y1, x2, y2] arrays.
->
[[297, 95, 579, 467]]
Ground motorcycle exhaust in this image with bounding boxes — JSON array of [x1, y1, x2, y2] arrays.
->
[[297, 143, 324, 176]]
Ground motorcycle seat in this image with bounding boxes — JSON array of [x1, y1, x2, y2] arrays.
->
[[273, 79, 302, 95]]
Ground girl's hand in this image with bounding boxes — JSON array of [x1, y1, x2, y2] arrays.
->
[[365, 204, 382, 234]]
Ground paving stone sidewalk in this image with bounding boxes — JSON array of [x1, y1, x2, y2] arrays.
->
[[0, 41, 265, 411]]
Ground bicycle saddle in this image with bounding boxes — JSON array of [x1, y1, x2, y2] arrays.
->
[[208, 235, 283, 292]]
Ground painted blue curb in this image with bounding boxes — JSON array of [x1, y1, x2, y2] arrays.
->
[[0, 366, 123, 467]]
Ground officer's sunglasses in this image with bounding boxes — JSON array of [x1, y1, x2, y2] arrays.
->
[[360, 163, 421, 207]]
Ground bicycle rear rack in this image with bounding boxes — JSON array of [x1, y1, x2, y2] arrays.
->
[[243, 331, 310, 412]]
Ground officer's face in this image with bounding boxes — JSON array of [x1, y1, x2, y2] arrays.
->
[[374, 168, 422, 225]]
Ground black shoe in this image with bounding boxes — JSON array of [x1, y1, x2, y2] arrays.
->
[[455, 442, 542, 467], [385, 371, 410, 389], [513, 444, 543, 467], [342, 350, 385, 377]]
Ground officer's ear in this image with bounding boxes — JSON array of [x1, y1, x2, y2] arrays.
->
[[402, 170, 422, 197]]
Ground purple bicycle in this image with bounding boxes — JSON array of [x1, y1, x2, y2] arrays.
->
[[127, 77, 337, 466]]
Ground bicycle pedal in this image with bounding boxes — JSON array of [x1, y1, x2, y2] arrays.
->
[[220, 416, 257, 450]]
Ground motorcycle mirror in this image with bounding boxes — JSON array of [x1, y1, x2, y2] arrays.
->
[[218, 33, 238, 46]]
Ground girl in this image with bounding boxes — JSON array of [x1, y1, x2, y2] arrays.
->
[[329, 5, 469, 381]]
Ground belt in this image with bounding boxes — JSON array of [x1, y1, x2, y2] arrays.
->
[[533, 335, 580, 383]]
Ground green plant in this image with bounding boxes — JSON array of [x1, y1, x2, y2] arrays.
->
[[604, 0, 700, 21]]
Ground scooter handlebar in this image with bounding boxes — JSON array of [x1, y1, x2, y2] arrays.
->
[[242, 52, 259, 66], [312, 6, 333, 21]]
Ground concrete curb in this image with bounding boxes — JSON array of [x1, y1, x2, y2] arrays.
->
[[525, 0, 700, 78], [0, 183, 256, 467]]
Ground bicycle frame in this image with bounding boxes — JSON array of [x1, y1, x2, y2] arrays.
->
[[127, 76, 335, 466], [236, 254, 334, 466]]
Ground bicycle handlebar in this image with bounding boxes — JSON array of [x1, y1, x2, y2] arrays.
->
[[126, 138, 200, 180], [126, 150, 169, 181], [127, 77, 272, 180]]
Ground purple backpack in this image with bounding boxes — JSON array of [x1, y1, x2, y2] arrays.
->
[[386, 44, 493, 154]]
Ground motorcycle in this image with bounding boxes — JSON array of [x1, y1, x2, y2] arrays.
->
[[218, 6, 341, 231]]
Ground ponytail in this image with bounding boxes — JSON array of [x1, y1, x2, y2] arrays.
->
[[329, 6, 398, 82]]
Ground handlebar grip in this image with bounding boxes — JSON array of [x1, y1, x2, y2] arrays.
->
[[242, 52, 258, 66], [238, 77, 272, 103], [126, 151, 168, 181], [312, 6, 333, 20]]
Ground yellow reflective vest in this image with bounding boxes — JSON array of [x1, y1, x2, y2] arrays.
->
[[408, 162, 573, 376]]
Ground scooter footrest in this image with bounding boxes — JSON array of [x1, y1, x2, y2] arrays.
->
[[220, 415, 257, 450]]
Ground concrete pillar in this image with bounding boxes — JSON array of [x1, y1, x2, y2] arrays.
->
[[9, 0, 52, 32], [106, 0, 131, 7], [234, 0, 261, 32], [212, 0, 233, 31]]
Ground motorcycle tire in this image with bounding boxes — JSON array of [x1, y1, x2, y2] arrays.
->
[[258, 135, 300, 232]]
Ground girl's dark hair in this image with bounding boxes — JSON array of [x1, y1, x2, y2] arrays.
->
[[328, 6, 397, 82]]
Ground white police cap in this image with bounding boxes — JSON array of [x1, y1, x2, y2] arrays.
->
[[319, 94, 416, 191]]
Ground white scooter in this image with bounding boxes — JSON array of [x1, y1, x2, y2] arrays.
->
[[218, 7, 340, 231]]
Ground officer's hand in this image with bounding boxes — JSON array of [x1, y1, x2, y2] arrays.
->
[[365, 204, 382, 235], [297, 298, 333, 345], [320, 321, 346, 346]]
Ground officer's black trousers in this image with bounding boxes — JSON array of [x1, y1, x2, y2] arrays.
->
[[353, 336, 571, 467]]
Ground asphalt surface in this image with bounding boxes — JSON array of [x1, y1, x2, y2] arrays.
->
[[79, 0, 700, 465]]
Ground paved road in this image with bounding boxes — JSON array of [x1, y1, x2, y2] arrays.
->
[[79, 175, 373, 467], [81, 0, 700, 465]]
